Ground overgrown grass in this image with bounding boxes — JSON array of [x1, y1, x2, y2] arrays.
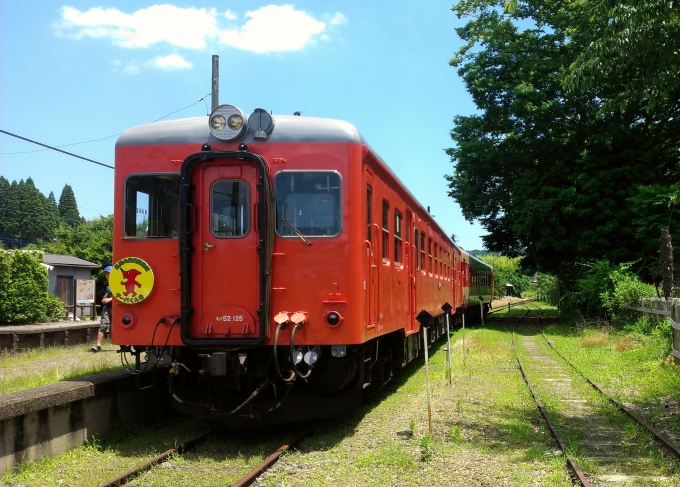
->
[[541, 316, 679, 408], [517, 318, 680, 480], [0, 340, 122, 394]]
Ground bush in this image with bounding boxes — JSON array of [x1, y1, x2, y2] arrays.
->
[[0, 250, 65, 324], [562, 260, 654, 320], [478, 255, 532, 298]]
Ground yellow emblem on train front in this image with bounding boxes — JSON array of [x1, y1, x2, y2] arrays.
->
[[110, 257, 155, 304]]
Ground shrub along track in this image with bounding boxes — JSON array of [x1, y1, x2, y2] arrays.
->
[[513, 308, 680, 486]]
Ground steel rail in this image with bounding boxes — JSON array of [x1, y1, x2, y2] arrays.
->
[[98, 428, 214, 487], [512, 309, 591, 487], [536, 322, 680, 463], [231, 430, 309, 487]]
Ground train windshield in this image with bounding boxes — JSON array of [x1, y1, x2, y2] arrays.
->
[[124, 174, 180, 238], [275, 171, 342, 237]]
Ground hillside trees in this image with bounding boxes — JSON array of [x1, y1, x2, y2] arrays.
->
[[0, 179, 82, 245], [446, 0, 680, 282]]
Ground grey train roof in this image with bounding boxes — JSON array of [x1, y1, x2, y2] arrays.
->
[[116, 113, 457, 249], [116, 115, 367, 147]]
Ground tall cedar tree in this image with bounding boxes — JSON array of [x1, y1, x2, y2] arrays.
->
[[19, 177, 53, 241], [1, 180, 22, 241], [58, 184, 80, 226], [0, 176, 10, 237], [446, 0, 680, 282]]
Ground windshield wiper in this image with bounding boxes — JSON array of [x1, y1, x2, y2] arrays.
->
[[282, 217, 312, 246]]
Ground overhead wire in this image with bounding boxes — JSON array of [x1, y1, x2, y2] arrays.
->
[[0, 92, 213, 167]]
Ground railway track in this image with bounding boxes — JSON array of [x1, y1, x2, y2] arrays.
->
[[512, 307, 680, 486], [96, 427, 309, 486]]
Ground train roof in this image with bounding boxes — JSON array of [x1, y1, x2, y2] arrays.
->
[[116, 115, 367, 147], [116, 113, 458, 249], [469, 253, 492, 270]]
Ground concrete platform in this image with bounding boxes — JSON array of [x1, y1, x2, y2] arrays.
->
[[0, 367, 171, 475], [0, 320, 102, 351]]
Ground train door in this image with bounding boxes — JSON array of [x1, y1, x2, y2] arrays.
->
[[406, 211, 416, 332], [366, 180, 379, 328], [179, 153, 273, 347]]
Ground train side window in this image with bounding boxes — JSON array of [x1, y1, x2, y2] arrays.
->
[[366, 185, 372, 243], [420, 232, 426, 273], [415, 229, 420, 270], [211, 180, 249, 238], [428, 238, 433, 276], [124, 174, 180, 238], [382, 201, 389, 262], [275, 171, 342, 237], [434, 244, 438, 277], [394, 210, 402, 266]]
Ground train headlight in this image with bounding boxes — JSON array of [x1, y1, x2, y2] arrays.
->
[[209, 104, 247, 141], [210, 115, 226, 131], [227, 114, 243, 130]]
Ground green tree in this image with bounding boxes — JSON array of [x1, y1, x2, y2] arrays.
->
[[566, 0, 680, 113], [19, 177, 53, 242], [46, 191, 61, 238], [39, 214, 113, 269], [58, 184, 80, 226], [447, 0, 680, 281], [0, 176, 10, 237], [478, 254, 531, 298], [0, 250, 65, 323], [2, 180, 22, 244]]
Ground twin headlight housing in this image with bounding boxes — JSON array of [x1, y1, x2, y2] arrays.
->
[[209, 105, 274, 142]]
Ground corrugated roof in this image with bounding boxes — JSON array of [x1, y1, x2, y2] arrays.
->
[[42, 253, 101, 269]]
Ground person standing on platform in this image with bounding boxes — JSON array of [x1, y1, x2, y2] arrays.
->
[[91, 266, 112, 352]]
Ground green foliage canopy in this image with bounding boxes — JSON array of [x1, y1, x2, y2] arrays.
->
[[566, 0, 680, 113], [447, 0, 680, 280]]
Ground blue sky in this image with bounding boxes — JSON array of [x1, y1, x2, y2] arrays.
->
[[0, 1, 487, 250]]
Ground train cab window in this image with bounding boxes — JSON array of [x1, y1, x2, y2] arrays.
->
[[394, 210, 403, 266], [275, 171, 341, 237], [124, 174, 180, 238], [211, 180, 249, 238], [382, 201, 389, 262]]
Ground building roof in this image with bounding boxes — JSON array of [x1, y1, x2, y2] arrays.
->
[[42, 253, 101, 269]]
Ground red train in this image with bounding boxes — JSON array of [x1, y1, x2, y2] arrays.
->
[[111, 104, 493, 426]]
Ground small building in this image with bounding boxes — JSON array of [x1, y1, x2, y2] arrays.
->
[[42, 253, 101, 319]]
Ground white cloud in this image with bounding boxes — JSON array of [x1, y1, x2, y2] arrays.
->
[[56, 5, 219, 49], [56, 4, 344, 55], [148, 54, 193, 70], [328, 13, 347, 25], [219, 5, 325, 53]]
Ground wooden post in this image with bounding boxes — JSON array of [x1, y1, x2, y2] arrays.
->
[[462, 311, 466, 366], [441, 303, 453, 386]]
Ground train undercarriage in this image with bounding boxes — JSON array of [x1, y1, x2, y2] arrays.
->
[[122, 314, 458, 427]]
